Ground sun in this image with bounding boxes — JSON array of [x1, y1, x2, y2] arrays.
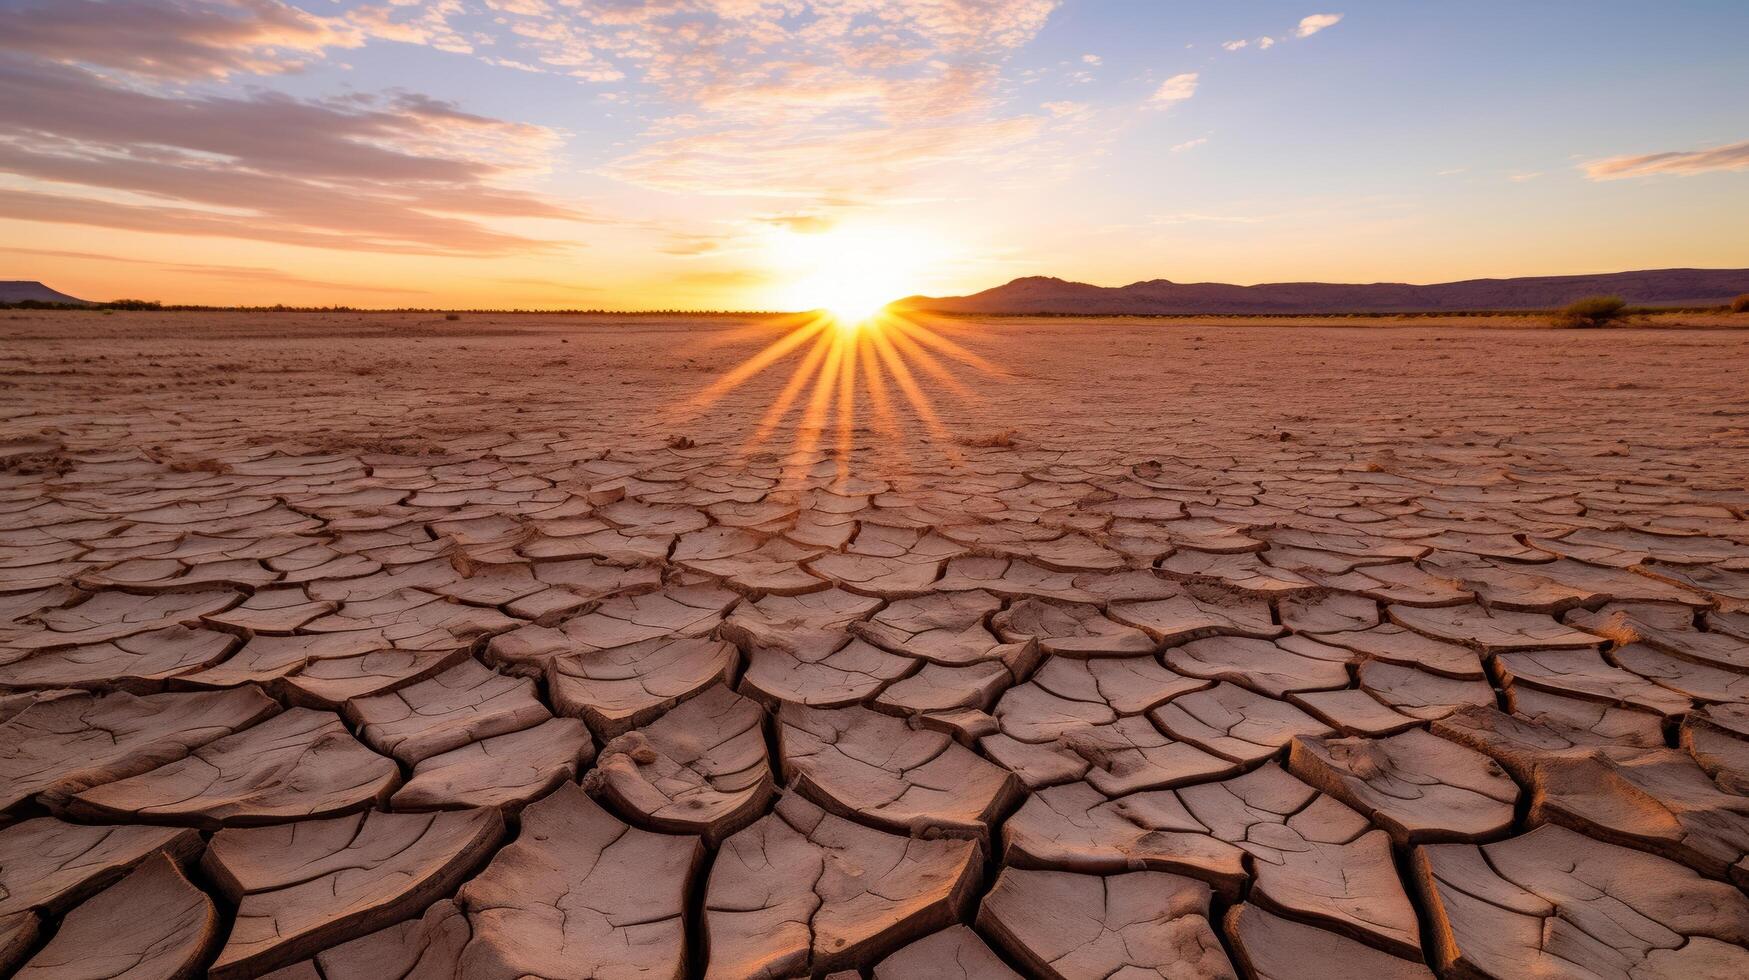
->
[[827, 295, 887, 326], [765, 222, 943, 322]]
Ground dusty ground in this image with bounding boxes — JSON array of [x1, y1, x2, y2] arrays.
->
[[2, 311, 1748, 978]]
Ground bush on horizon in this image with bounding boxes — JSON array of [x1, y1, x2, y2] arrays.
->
[[1731, 293, 1749, 314], [1551, 295, 1627, 328]]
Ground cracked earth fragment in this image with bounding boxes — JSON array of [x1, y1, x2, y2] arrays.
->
[[7, 317, 1749, 980]]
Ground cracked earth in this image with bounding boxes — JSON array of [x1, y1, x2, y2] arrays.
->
[[2, 310, 1749, 978]]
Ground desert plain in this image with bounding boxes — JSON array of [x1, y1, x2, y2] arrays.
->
[[2, 309, 1749, 979]]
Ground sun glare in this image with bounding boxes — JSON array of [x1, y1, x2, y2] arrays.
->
[[828, 298, 885, 326], [676, 304, 1009, 484], [659, 218, 1013, 482], [767, 222, 939, 322]]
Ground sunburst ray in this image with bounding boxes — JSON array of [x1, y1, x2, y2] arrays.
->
[[674, 308, 999, 484]]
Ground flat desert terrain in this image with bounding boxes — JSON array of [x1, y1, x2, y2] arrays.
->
[[3, 311, 1749, 979]]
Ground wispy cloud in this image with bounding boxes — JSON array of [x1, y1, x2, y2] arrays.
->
[[0, 0, 359, 78], [537, 1, 1068, 199], [604, 115, 1048, 198], [0, 54, 578, 255], [0, 244, 427, 294], [156, 263, 429, 294], [1172, 137, 1209, 153], [1296, 13, 1345, 38], [674, 268, 775, 288], [1584, 139, 1749, 180], [758, 211, 840, 234], [1222, 39, 1249, 52], [0, 0, 1081, 267], [343, 1, 473, 57], [491, 278, 600, 294], [1149, 72, 1200, 109], [660, 233, 733, 256]]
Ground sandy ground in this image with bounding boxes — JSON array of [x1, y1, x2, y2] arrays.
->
[[2, 311, 1749, 978], [4, 309, 1748, 466]]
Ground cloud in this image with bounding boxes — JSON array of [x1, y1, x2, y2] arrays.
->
[[0, 188, 528, 257], [0, 0, 1080, 267], [491, 277, 601, 293], [344, 0, 473, 56], [0, 245, 434, 298], [1081, 54, 1102, 65], [0, 0, 486, 81], [1258, 36, 1277, 49], [602, 114, 1047, 198], [1042, 100, 1088, 117], [488, 1, 1059, 95], [758, 211, 839, 234], [160, 264, 431, 294], [1583, 139, 1749, 180], [1222, 40, 1248, 52], [0, 0, 361, 78], [659, 233, 733, 256], [1508, 172, 1543, 183], [673, 268, 774, 288], [0, 56, 579, 255], [1296, 13, 1344, 38], [495, 1, 1066, 197], [0, 245, 424, 293], [1171, 137, 1209, 153], [1148, 72, 1200, 109]]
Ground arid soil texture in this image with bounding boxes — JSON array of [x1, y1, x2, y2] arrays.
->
[[2, 310, 1749, 979]]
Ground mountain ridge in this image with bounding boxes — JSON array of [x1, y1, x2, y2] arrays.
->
[[0, 281, 93, 305], [898, 267, 1749, 315]]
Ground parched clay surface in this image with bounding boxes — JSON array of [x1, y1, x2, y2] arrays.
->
[[4, 312, 1749, 977], [454, 782, 702, 979]]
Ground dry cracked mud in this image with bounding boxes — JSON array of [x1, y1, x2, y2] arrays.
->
[[2, 310, 1748, 978]]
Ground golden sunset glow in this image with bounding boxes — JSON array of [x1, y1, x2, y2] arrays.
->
[[827, 299, 887, 327], [5, 2, 1746, 311], [765, 223, 944, 324]]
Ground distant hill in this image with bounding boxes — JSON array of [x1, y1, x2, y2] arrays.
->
[[899, 268, 1749, 315], [0, 281, 92, 305]]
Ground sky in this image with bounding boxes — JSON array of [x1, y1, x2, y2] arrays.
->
[[2, 0, 1747, 310]]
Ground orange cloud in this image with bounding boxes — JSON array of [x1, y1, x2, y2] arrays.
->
[[0, 56, 579, 254], [1584, 140, 1749, 180], [0, 0, 361, 78]]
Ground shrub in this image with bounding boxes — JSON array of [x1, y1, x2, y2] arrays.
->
[[444, 313, 461, 321], [1731, 293, 1749, 314], [1551, 295, 1627, 328]]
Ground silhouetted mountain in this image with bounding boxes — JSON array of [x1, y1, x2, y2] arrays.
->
[[0, 281, 92, 305], [899, 268, 1749, 315]]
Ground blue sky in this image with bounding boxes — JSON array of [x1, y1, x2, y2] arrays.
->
[[2, 0, 1745, 307]]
